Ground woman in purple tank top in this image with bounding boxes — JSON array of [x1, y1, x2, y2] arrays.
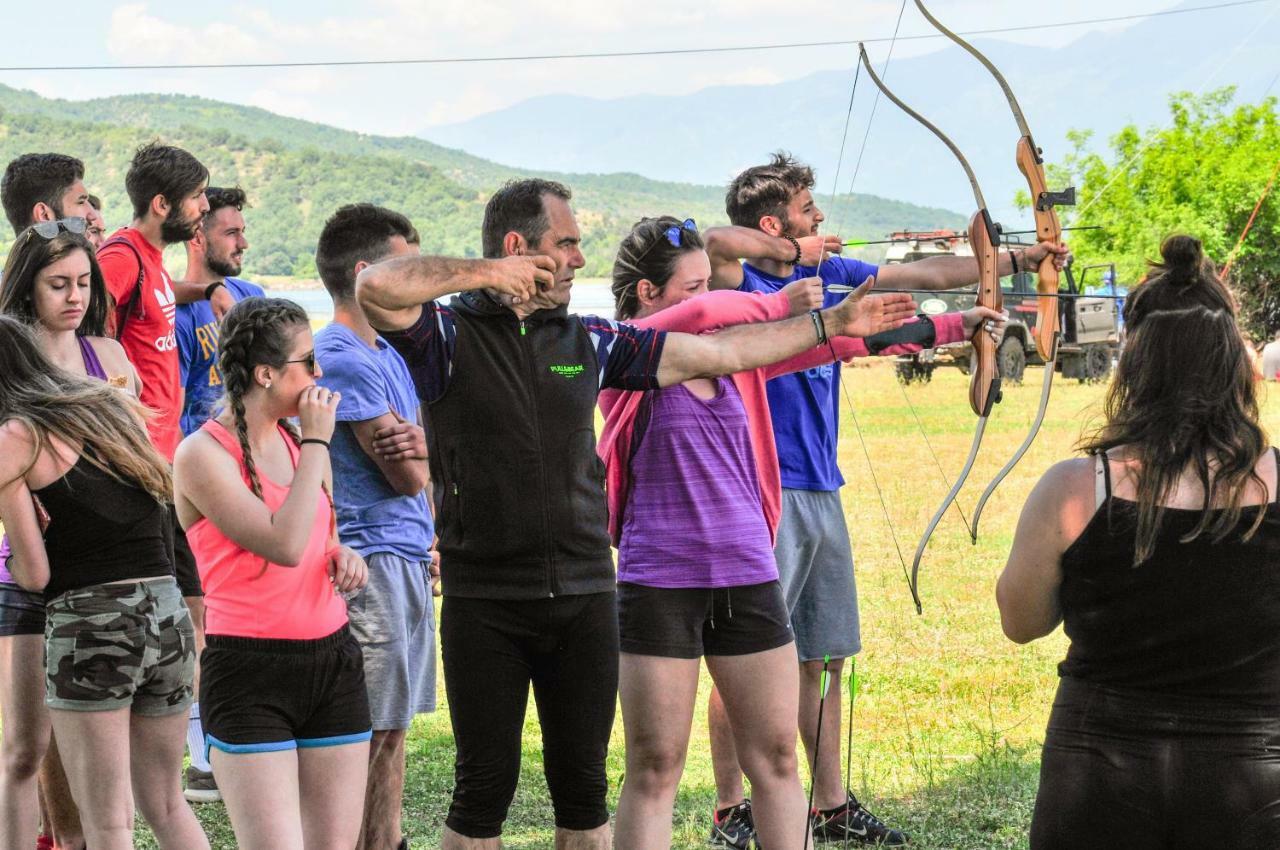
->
[[0, 222, 137, 850]]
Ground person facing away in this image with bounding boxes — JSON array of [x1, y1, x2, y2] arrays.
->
[[313, 203, 435, 850], [173, 296, 371, 850], [999, 234, 1280, 849], [0, 314, 209, 850], [177, 185, 264, 437], [355, 177, 916, 850]]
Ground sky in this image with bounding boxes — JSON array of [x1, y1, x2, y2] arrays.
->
[[3, 0, 1264, 141]]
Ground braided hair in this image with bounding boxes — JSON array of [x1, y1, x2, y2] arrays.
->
[[611, 216, 705, 320], [216, 297, 335, 571]]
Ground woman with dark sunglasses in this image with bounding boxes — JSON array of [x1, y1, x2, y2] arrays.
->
[[173, 297, 371, 850], [0, 221, 140, 850], [599, 216, 1003, 849]]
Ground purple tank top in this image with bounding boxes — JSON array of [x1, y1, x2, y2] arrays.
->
[[0, 338, 109, 585], [617, 378, 777, 588]]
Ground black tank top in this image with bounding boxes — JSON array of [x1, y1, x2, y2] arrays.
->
[[1058, 449, 1280, 705], [34, 452, 173, 600]]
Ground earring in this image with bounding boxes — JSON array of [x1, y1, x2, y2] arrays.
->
[[265, 381, 272, 389]]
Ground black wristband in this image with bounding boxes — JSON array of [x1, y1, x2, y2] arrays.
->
[[204, 281, 226, 301], [785, 235, 802, 266], [1009, 250, 1019, 275], [300, 438, 330, 450]]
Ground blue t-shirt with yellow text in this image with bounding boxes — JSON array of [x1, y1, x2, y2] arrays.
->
[[175, 277, 265, 435]]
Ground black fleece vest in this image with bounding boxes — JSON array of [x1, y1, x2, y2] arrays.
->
[[426, 292, 613, 599]]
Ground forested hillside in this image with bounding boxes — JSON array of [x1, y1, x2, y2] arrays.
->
[[0, 86, 965, 277]]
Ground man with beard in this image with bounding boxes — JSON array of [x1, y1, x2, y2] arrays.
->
[[98, 144, 225, 777], [99, 142, 226, 460], [176, 186, 263, 437], [702, 152, 1066, 847]]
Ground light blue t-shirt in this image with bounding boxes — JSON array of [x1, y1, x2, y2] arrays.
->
[[315, 322, 433, 561], [175, 277, 265, 435], [738, 256, 879, 491]]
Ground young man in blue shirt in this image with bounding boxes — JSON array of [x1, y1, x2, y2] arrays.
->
[[314, 204, 436, 850], [173, 185, 264, 804], [176, 186, 264, 436], [703, 152, 1067, 847]]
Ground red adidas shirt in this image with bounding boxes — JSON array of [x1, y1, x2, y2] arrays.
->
[[99, 227, 181, 461]]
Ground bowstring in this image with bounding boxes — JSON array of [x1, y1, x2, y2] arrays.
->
[[813, 2, 911, 840]]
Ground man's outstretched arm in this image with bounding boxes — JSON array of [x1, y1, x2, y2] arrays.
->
[[877, 241, 1070, 291], [656, 280, 915, 387], [356, 254, 556, 331], [703, 226, 845, 290]]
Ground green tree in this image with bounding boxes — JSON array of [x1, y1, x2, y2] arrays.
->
[[1032, 88, 1280, 337]]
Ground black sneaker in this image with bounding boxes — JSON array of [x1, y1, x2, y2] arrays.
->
[[709, 798, 757, 850], [811, 792, 907, 846]]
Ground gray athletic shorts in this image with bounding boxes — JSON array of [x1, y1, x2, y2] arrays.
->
[[345, 552, 437, 730], [774, 488, 861, 661]]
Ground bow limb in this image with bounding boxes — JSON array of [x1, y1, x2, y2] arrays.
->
[[909, 415, 989, 615], [913, 0, 1075, 362], [858, 44, 1003, 611], [969, 332, 1058, 541]]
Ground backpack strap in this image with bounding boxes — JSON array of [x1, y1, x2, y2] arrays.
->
[[100, 235, 146, 339]]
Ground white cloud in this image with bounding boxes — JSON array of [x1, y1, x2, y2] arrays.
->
[[107, 3, 263, 62]]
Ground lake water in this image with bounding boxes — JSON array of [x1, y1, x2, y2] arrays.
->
[[265, 284, 619, 324]]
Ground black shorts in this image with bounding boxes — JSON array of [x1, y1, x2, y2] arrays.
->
[[200, 625, 371, 757], [0, 581, 45, 637], [169, 504, 203, 599], [618, 580, 794, 659]]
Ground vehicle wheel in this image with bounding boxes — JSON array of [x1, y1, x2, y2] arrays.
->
[[1081, 344, 1112, 383], [997, 336, 1026, 384]]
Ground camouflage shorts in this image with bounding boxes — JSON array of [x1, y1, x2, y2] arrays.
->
[[45, 578, 195, 715]]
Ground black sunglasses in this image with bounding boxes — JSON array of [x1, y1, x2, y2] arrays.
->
[[25, 218, 88, 241], [285, 352, 317, 374]]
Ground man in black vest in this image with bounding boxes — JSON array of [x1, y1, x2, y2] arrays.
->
[[356, 179, 915, 850]]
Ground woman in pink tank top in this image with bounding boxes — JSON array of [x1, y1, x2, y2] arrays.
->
[[0, 222, 139, 850], [174, 297, 371, 850]]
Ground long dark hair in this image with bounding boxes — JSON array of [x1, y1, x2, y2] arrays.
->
[[1080, 234, 1266, 564], [0, 315, 170, 501], [0, 228, 108, 336], [611, 216, 705, 320]]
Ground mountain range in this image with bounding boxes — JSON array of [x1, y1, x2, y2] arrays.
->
[[421, 0, 1279, 228], [0, 84, 964, 278]]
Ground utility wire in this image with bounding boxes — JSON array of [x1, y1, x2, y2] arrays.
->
[[0, 1, 1265, 73]]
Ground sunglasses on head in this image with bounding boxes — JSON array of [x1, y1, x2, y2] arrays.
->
[[662, 218, 697, 248], [26, 218, 88, 241], [634, 218, 697, 265]]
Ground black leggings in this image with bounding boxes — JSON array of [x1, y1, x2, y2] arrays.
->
[[440, 592, 618, 839], [1032, 676, 1280, 849]]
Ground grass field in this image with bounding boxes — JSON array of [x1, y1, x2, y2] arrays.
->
[[40, 362, 1280, 847]]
